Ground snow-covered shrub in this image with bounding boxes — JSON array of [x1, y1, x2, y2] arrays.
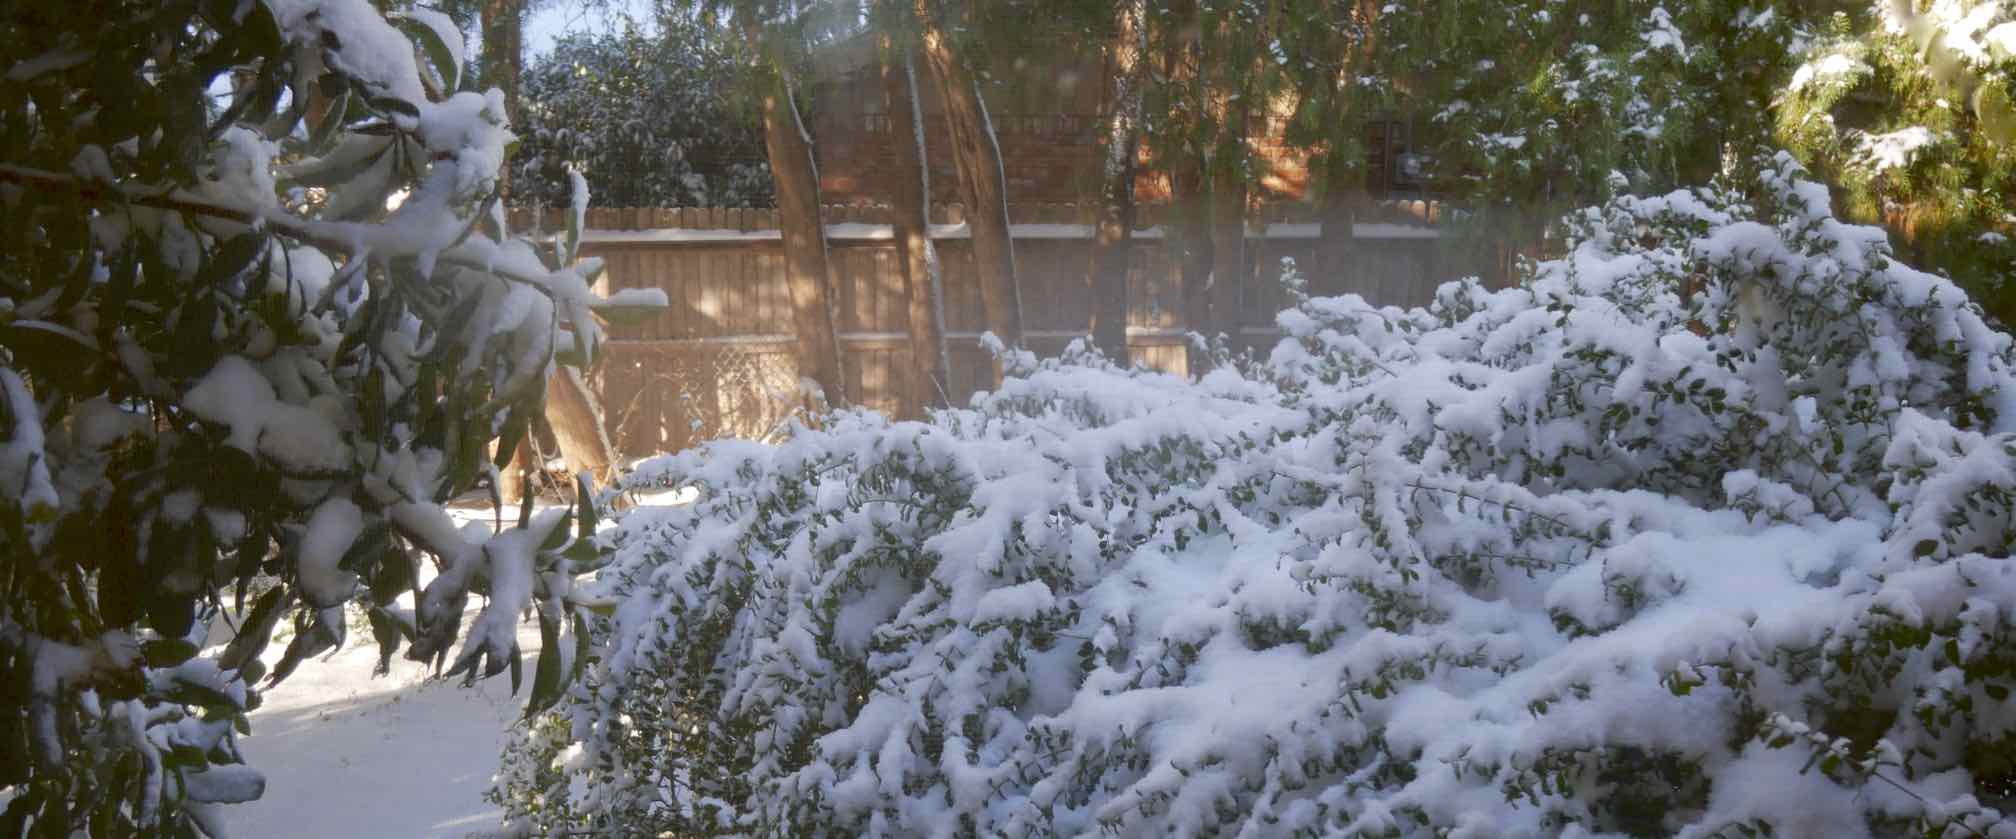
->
[[497, 153, 2016, 838], [0, 0, 649, 833]]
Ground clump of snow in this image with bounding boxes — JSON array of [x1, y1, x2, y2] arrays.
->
[[182, 355, 352, 474], [1788, 52, 1871, 92], [297, 498, 363, 607], [1855, 126, 1942, 172]]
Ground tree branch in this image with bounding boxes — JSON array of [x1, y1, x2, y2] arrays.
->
[[0, 162, 581, 303]]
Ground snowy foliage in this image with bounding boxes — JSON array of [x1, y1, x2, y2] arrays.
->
[[498, 155, 2016, 837], [509, 15, 773, 210], [0, 0, 643, 833], [1346, 0, 1798, 209], [1773, 2, 2016, 322]]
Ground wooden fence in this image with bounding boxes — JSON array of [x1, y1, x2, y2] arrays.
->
[[526, 203, 1462, 459]]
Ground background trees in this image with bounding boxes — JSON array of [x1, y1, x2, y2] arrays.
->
[[511, 14, 773, 208], [0, 0, 639, 832]]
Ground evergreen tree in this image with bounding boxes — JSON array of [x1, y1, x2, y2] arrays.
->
[[511, 13, 773, 209]]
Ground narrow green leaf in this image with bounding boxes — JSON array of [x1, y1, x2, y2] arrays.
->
[[524, 610, 563, 719]]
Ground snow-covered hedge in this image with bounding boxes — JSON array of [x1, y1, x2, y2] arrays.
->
[[497, 155, 2016, 837]]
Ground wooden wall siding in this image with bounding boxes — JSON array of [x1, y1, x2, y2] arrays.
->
[[578, 223, 1452, 461]]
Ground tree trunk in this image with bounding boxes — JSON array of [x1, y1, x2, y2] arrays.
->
[[916, 0, 1023, 360], [1204, 12, 1250, 357], [1207, 153, 1247, 354], [1313, 0, 1379, 300], [1314, 170, 1361, 296], [882, 41, 950, 418], [744, 17, 847, 408], [543, 367, 616, 487], [1158, 0, 1214, 376], [1087, 0, 1146, 363], [1173, 147, 1213, 376], [496, 437, 533, 504], [479, 0, 524, 136]]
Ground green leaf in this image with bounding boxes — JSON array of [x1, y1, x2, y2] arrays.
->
[[575, 473, 597, 540], [367, 94, 420, 120], [287, 132, 390, 189], [392, 13, 461, 96], [202, 230, 269, 289], [570, 609, 591, 685], [508, 644, 524, 695], [306, 86, 351, 152], [367, 606, 404, 676], [524, 610, 564, 720], [540, 512, 573, 553], [1986, 683, 2010, 701], [140, 638, 200, 668]]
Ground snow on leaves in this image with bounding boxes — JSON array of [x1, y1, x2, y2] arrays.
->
[[0, 0, 649, 833], [499, 156, 2016, 837]]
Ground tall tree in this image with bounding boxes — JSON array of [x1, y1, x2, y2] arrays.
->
[[1278, 0, 1381, 281], [1148, 0, 1216, 374], [880, 35, 951, 416], [914, 0, 1024, 355], [1086, 0, 1148, 362], [1201, 0, 1260, 355], [480, 0, 526, 124], [738, 1, 848, 407]]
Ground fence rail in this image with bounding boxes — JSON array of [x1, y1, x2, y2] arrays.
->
[[509, 197, 1446, 236]]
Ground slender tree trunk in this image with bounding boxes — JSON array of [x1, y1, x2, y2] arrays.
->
[[1204, 11, 1250, 357], [1087, 0, 1146, 363], [1173, 146, 1214, 376], [916, 0, 1023, 360], [1314, 167, 1361, 294], [881, 40, 949, 418], [543, 368, 616, 486], [497, 438, 532, 504], [479, 0, 523, 116], [1314, 0, 1378, 299], [1207, 150, 1248, 353], [1156, 0, 1214, 376], [744, 17, 847, 408]]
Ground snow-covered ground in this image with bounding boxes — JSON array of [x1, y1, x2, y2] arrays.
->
[[225, 616, 540, 839], [225, 489, 693, 838]]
